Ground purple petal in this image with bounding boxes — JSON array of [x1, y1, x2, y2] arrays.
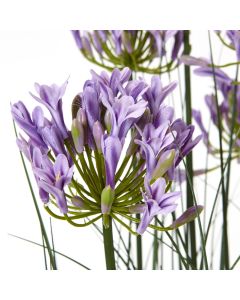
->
[[102, 135, 122, 188], [38, 181, 68, 214]]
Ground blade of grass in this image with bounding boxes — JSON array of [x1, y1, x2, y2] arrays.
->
[[49, 217, 57, 270], [9, 233, 90, 270]]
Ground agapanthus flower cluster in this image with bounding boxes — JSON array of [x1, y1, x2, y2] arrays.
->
[[181, 31, 240, 159], [12, 67, 202, 235], [72, 30, 184, 74], [193, 67, 240, 158], [216, 30, 240, 61]]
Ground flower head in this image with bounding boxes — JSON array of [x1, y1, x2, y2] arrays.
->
[[12, 67, 201, 234], [72, 30, 184, 74], [137, 177, 180, 234]]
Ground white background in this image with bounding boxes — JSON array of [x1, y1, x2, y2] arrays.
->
[[0, 1, 240, 299]]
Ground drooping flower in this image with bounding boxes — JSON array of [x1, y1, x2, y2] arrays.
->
[[33, 149, 74, 214], [137, 177, 180, 235]]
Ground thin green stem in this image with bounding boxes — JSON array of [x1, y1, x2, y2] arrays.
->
[[208, 31, 229, 270], [102, 217, 116, 270], [183, 30, 197, 268]]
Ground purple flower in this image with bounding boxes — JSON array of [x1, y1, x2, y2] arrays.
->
[[167, 119, 202, 167], [111, 30, 123, 55], [91, 67, 132, 99], [135, 123, 175, 180], [30, 80, 69, 139], [226, 30, 240, 60], [11, 102, 48, 151], [171, 31, 184, 60], [179, 55, 209, 67], [102, 94, 148, 142], [194, 67, 232, 86], [71, 30, 83, 49], [143, 76, 177, 123], [42, 124, 68, 157], [33, 149, 74, 214], [16, 137, 49, 202], [101, 135, 122, 189], [137, 177, 179, 234], [192, 109, 210, 148], [82, 85, 100, 129], [150, 30, 178, 57]]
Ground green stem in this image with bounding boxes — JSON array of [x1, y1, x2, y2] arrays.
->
[[152, 217, 159, 269], [208, 31, 229, 270], [102, 217, 116, 270], [136, 213, 143, 270], [183, 30, 197, 268]]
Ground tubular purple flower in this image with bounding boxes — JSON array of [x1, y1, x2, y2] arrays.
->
[[194, 67, 232, 85], [82, 85, 100, 129], [226, 30, 240, 60], [91, 67, 132, 98], [16, 139, 49, 203], [135, 123, 175, 180], [42, 124, 67, 157], [102, 94, 147, 142], [92, 31, 104, 54], [171, 30, 184, 60], [205, 94, 218, 124], [192, 109, 210, 148], [93, 121, 104, 152], [137, 177, 179, 235], [11, 102, 48, 151], [143, 76, 177, 120], [101, 135, 122, 189], [170, 205, 204, 229], [71, 30, 83, 49], [33, 151, 74, 214], [179, 55, 209, 67], [30, 80, 69, 139], [111, 30, 122, 55], [167, 119, 202, 167]]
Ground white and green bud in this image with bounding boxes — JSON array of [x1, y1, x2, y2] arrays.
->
[[104, 110, 112, 133], [71, 118, 84, 153], [71, 196, 87, 209], [77, 107, 87, 127], [152, 149, 175, 180], [93, 121, 104, 153], [101, 185, 115, 228]]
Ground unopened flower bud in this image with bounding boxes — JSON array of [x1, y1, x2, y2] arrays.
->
[[101, 185, 115, 214], [77, 108, 87, 127], [93, 121, 104, 153], [71, 118, 84, 153], [71, 196, 87, 209], [128, 204, 146, 214], [104, 110, 112, 133], [72, 94, 82, 119], [152, 149, 175, 180], [170, 205, 204, 229], [101, 185, 115, 228]]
